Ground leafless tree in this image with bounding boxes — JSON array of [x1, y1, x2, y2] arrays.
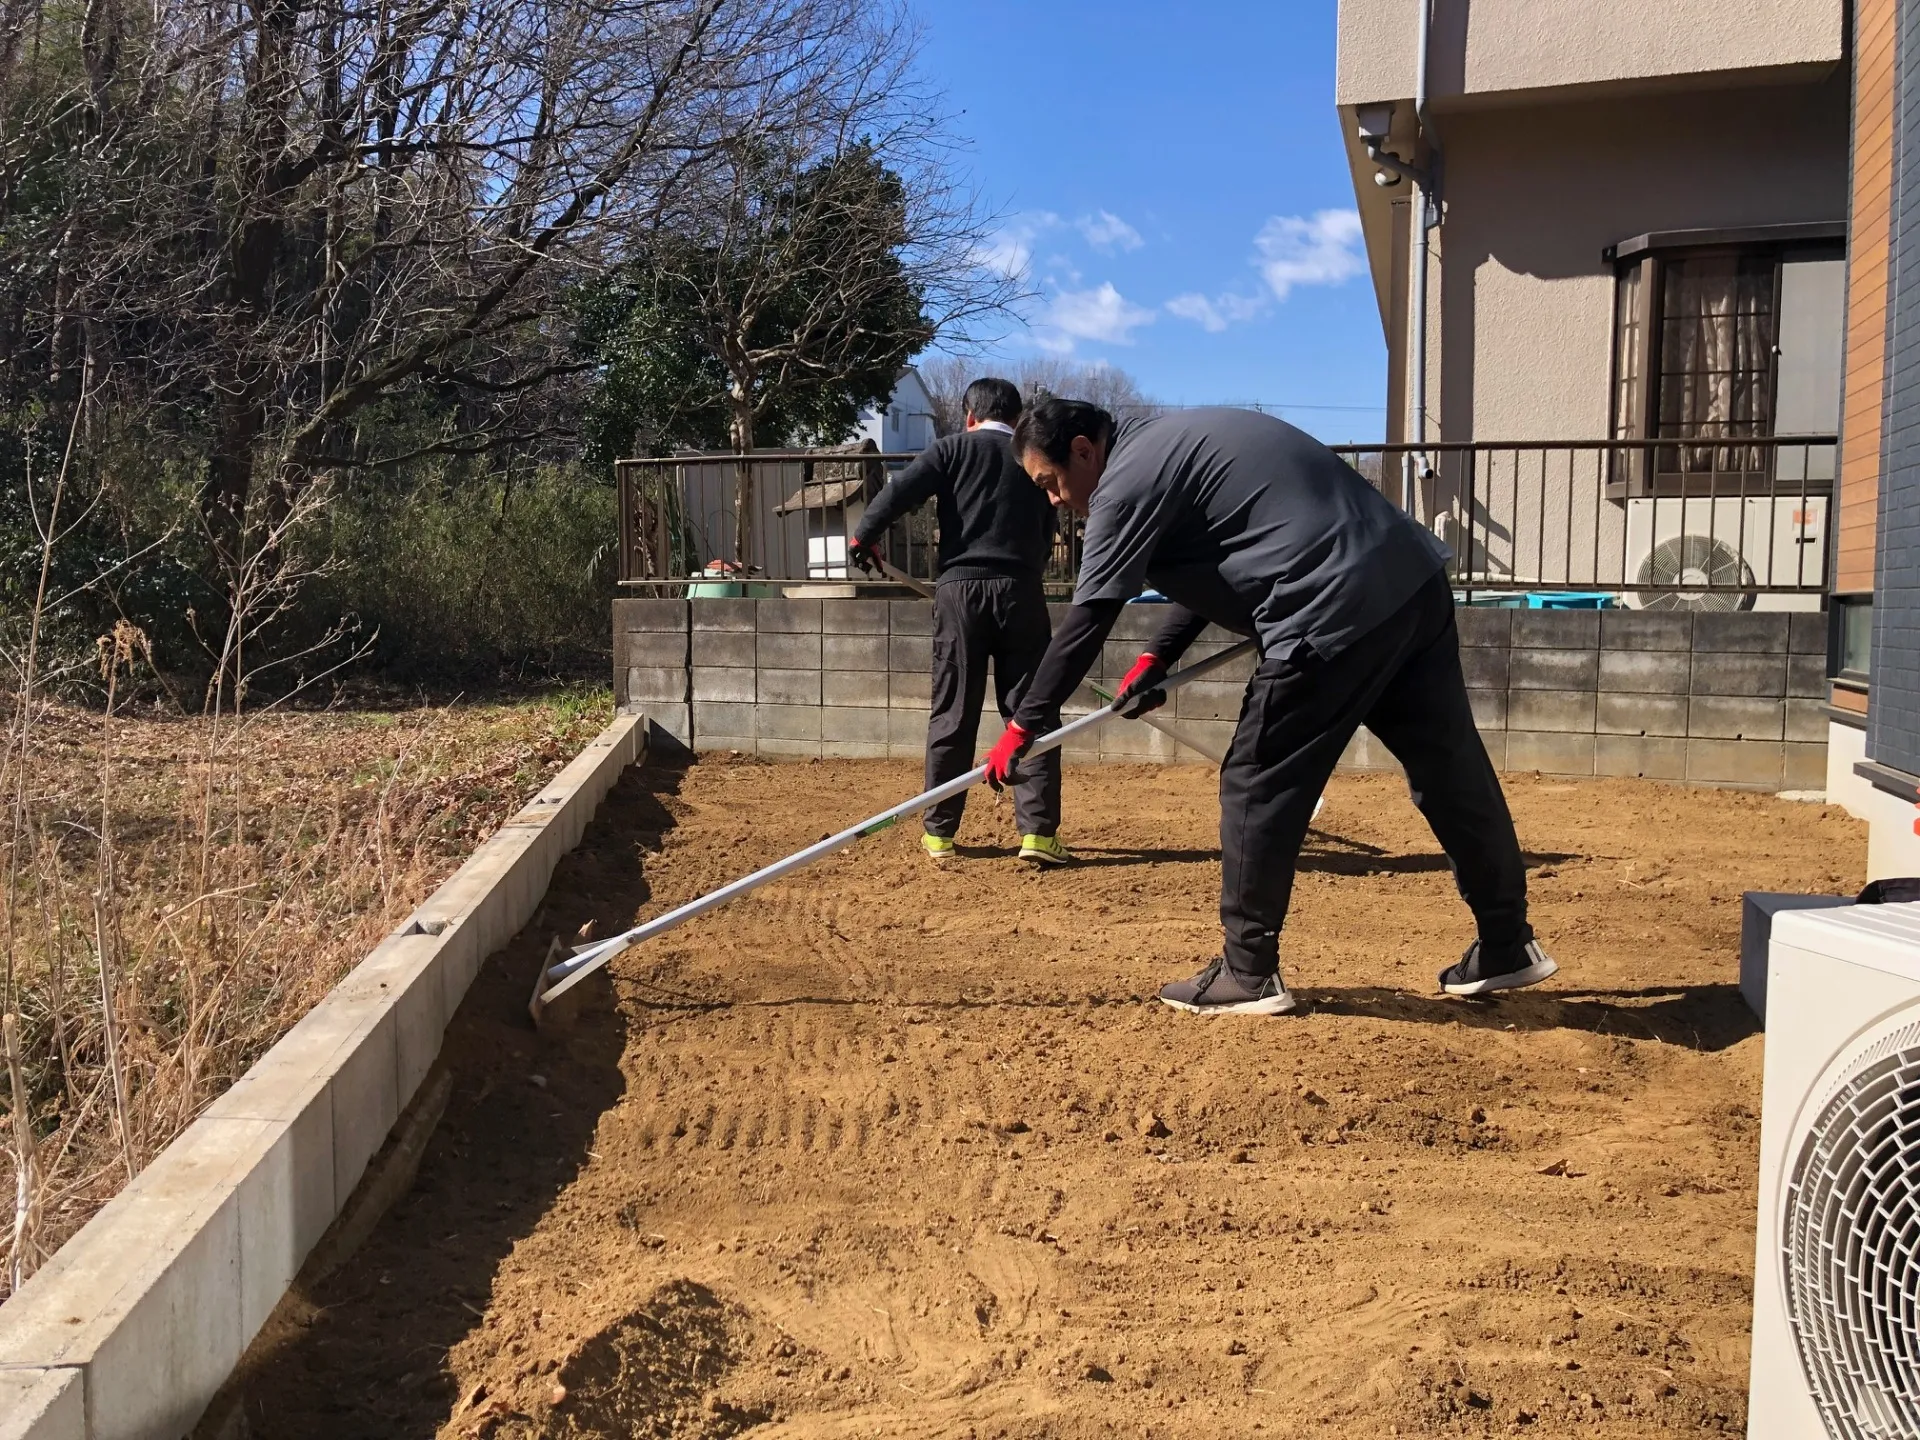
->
[[0, 0, 918, 571], [919, 354, 1161, 436]]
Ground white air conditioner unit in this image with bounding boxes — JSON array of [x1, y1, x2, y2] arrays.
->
[[1749, 904, 1920, 1439], [1624, 495, 1826, 611]]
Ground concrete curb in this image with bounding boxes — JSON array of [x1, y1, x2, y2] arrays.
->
[[0, 712, 646, 1440]]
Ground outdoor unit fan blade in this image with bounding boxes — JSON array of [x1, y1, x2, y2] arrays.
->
[[1637, 533, 1756, 613]]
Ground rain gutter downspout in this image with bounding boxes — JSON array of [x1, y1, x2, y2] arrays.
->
[[1407, 0, 1439, 510]]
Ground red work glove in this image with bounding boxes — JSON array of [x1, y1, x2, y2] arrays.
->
[[1112, 653, 1167, 719], [846, 536, 883, 576], [984, 722, 1033, 790]]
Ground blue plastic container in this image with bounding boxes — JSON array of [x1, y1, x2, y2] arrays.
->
[[1526, 592, 1616, 610]]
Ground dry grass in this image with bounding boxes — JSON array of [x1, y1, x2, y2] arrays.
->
[[0, 687, 614, 1296]]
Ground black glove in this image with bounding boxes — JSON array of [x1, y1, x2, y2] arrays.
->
[[846, 536, 884, 576]]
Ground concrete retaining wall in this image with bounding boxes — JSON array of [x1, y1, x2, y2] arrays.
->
[[0, 715, 645, 1440], [616, 597, 1827, 790]]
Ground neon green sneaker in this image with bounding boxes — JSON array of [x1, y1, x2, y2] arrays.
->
[[922, 834, 957, 863], [1018, 834, 1071, 867]]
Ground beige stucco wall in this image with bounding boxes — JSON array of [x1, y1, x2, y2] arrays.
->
[[1337, 0, 1844, 109], [1419, 73, 1849, 443], [1364, 74, 1849, 587]]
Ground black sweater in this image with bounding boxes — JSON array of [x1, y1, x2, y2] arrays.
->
[[853, 428, 1056, 583]]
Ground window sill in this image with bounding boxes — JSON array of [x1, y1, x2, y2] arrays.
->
[[1855, 760, 1920, 803]]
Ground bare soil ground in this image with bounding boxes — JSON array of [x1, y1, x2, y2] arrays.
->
[[237, 758, 1866, 1439]]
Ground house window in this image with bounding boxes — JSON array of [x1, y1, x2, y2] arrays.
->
[[1608, 229, 1843, 494], [1838, 596, 1872, 681], [1611, 260, 1645, 442], [1655, 254, 1777, 448]]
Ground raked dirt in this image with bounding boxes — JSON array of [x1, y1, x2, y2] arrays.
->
[[233, 757, 1867, 1439]]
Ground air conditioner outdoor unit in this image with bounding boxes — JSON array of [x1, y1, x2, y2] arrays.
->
[[1749, 903, 1920, 1439], [1623, 495, 1826, 611]]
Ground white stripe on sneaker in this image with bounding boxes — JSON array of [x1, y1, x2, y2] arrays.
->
[[1443, 954, 1559, 997], [1159, 990, 1298, 1016]]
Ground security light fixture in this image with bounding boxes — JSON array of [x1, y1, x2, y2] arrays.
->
[[1354, 103, 1396, 146], [1355, 102, 1425, 190]]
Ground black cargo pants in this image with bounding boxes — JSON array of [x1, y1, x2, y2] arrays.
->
[[1219, 571, 1531, 979], [924, 575, 1062, 839]]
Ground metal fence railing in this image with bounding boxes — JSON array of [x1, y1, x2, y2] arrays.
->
[[1332, 436, 1835, 608], [616, 449, 1081, 595], [618, 434, 1836, 610]]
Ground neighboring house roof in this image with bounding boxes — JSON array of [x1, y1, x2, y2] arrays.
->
[[771, 439, 886, 514], [773, 476, 868, 514]]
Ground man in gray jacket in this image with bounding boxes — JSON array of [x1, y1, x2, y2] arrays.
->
[[983, 399, 1556, 1014]]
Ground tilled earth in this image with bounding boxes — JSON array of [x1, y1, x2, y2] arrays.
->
[[234, 758, 1866, 1438]]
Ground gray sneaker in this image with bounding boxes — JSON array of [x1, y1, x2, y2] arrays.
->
[[1438, 940, 1558, 996], [1158, 959, 1298, 1016]]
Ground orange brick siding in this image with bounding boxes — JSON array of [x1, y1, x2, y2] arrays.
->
[[1838, 0, 1899, 594]]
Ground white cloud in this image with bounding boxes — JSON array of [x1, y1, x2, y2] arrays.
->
[[974, 233, 1031, 280], [1037, 283, 1156, 352], [1253, 209, 1366, 300], [975, 207, 1152, 282], [1163, 209, 1366, 335], [973, 211, 1063, 280], [974, 206, 1158, 353], [1166, 291, 1268, 333], [1076, 210, 1144, 253]]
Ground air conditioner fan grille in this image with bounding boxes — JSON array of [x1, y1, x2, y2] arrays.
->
[[1634, 534, 1756, 613], [1783, 1021, 1920, 1440]]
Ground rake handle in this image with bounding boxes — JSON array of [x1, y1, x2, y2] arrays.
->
[[536, 638, 1258, 1006]]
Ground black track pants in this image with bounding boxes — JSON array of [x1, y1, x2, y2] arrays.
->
[[923, 576, 1062, 839], [1218, 572, 1531, 979]]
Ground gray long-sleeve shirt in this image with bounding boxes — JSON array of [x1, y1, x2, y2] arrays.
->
[[1072, 407, 1449, 663]]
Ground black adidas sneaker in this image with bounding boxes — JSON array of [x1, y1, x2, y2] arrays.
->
[[1158, 958, 1298, 1016], [1438, 940, 1558, 997]]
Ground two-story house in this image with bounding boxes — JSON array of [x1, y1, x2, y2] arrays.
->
[[1336, 0, 1848, 608]]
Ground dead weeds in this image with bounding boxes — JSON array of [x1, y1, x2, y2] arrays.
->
[[0, 688, 613, 1295]]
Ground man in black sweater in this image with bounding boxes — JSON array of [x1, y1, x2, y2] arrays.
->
[[984, 399, 1555, 1013], [849, 377, 1067, 865]]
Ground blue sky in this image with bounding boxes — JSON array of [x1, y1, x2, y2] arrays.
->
[[914, 0, 1388, 442]]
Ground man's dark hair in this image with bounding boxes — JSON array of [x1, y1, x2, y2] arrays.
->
[[963, 376, 1022, 426], [1011, 395, 1116, 465]]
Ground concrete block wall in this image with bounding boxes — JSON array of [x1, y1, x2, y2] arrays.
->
[[614, 597, 1254, 765], [0, 716, 646, 1440], [1339, 608, 1827, 788], [615, 597, 1826, 790]]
